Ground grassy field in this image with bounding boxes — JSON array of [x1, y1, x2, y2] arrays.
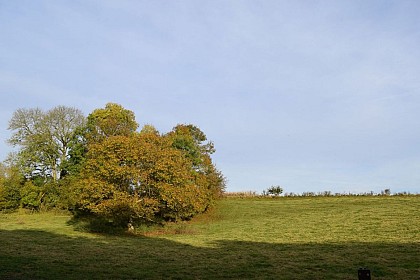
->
[[0, 196, 419, 279]]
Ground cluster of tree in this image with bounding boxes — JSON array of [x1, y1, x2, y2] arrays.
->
[[223, 188, 418, 198], [0, 103, 225, 228], [282, 189, 417, 197]]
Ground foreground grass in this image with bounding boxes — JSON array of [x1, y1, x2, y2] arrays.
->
[[0, 196, 419, 279]]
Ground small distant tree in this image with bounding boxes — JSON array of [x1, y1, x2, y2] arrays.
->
[[266, 185, 283, 196], [382, 188, 391, 196]]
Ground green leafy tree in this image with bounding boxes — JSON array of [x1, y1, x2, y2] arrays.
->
[[166, 124, 215, 170], [19, 181, 43, 210], [8, 106, 85, 180], [45, 106, 86, 177], [165, 124, 226, 203], [0, 162, 23, 210]]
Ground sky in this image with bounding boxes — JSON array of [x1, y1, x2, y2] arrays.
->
[[1, 0, 420, 194]]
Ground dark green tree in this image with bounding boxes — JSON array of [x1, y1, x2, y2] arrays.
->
[[266, 185, 284, 196], [165, 124, 225, 203]]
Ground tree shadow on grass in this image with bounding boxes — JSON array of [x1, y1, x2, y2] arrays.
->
[[0, 229, 419, 279]]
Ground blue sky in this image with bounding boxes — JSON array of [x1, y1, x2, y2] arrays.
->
[[1, 1, 420, 194]]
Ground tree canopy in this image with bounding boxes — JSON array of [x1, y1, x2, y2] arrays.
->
[[3, 103, 225, 229], [8, 106, 85, 180], [86, 103, 138, 142]]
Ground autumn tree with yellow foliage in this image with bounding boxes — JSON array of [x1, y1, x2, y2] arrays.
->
[[3, 103, 225, 229]]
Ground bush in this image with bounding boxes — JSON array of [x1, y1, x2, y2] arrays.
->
[[265, 185, 284, 196], [0, 183, 21, 210], [20, 181, 43, 210], [0, 164, 22, 210]]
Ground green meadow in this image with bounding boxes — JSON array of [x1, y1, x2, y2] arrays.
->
[[1, 196, 419, 279]]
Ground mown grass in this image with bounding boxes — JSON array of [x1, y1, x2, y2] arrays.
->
[[0, 196, 419, 279]]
